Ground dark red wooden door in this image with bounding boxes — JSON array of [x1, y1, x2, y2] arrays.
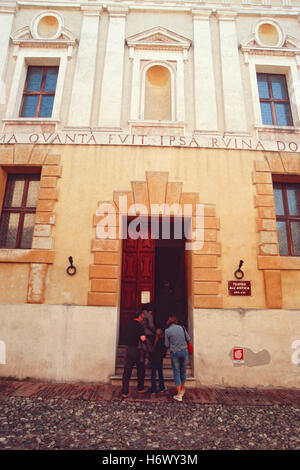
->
[[119, 233, 155, 344]]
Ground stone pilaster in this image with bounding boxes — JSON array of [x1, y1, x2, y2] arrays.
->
[[192, 10, 218, 132], [67, 6, 102, 127], [98, 7, 128, 129], [217, 11, 248, 134], [0, 3, 18, 108]]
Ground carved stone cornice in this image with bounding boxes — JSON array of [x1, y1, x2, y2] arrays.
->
[[216, 10, 238, 22], [0, 2, 18, 14], [192, 9, 213, 21], [80, 5, 103, 17], [11, 25, 77, 58], [241, 46, 300, 56], [240, 33, 300, 63], [107, 6, 128, 18]]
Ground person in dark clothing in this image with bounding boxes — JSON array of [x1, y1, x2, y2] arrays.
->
[[142, 302, 156, 345], [149, 328, 167, 394], [121, 311, 148, 398]]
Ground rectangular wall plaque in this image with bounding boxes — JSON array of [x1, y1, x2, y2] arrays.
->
[[228, 280, 251, 296], [141, 291, 151, 304]]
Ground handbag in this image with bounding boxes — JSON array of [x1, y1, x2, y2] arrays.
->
[[181, 326, 193, 355]]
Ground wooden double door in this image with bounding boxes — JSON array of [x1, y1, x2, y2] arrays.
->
[[119, 235, 155, 343]]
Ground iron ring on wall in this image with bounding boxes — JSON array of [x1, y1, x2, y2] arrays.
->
[[234, 269, 244, 280], [66, 265, 77, 276], [66, 256, 77, 276]]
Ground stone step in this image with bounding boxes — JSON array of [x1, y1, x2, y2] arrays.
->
[[115, 360, 180, 367], [110, 375, 197, 388], [115, 347, 193, 372], [116, 346, 191, 362], [115, 356, 193, 366], [111, 345, 195, 386], [116, 352, 180, 363], [114, 365, 193, 376]]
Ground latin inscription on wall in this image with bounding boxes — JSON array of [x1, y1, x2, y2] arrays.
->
[[0, 132, 299, 153]]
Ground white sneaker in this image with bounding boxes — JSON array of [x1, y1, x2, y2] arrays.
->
[[173, 394, 183, 402]]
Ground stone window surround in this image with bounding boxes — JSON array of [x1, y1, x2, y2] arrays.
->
[[254, 153, 300, 309], [130, 50, 186, 125], [4, 49, 68, 126], [88, 171, 223, 311], [244, 54, 300, 134], [0, 145, 62, 303], [3, 11, 76, 130], [127, 25, 191, 128]]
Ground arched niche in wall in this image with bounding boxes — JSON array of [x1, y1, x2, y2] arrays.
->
[[127, 27, 191, 130], [144, 64, 172, 121]]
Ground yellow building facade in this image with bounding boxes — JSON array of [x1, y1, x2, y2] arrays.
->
[[0, 0, 300, 388]]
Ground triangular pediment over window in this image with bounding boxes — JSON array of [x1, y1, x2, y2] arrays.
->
[[11, 26, 77, 47], [126, 27, 191, 51], [240, 34, 300, 57], [10, 26, 77, 59]]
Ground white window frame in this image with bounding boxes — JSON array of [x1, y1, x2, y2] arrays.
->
[[5, 48, 68, 122], [248, 55, 300, 130]]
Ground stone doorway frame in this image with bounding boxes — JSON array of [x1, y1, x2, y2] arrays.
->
[[88, 171, 223, 342]]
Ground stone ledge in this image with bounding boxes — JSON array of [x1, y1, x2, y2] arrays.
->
[[258, 256, 300, 270], [0, 249, 55, 264]]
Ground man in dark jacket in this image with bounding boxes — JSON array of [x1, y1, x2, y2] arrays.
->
[[142, 302, 156, 343], [121, 311, 148, 398]]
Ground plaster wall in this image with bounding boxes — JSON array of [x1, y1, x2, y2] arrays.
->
[[0, 303, 299, 388], [0, 264, 29, 303], [0, 303, 118, 383], [282, 271, 300, 309], [193, 308, 300, 389]]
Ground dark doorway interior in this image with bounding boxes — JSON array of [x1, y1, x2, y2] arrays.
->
[[154, 239, 186, 328], [119, 217, 187, 344]]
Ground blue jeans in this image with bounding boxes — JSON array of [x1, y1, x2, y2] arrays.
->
[[170, 350, 188, 386]]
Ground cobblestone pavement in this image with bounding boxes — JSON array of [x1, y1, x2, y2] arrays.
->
[[0, 380, 300, 450]]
